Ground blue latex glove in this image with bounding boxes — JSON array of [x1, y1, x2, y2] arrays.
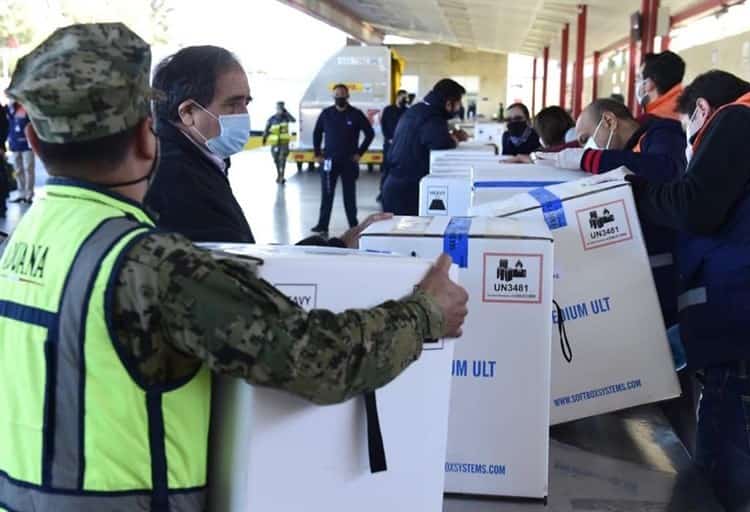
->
[[667, 324, 687, 371]]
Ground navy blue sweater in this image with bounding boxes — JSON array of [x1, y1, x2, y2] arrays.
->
[[381, 104, 407, 141], [501, 129, 541, 156], [7, 108, 30, 152], [313, 105, 374, 161], [386, 90, 457, 183], [581, 116, 686, 180]]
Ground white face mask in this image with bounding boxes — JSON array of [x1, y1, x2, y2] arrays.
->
[[584, 118, 614, 150], [636, 80, 649, 106], [684, 106, 705, 165]]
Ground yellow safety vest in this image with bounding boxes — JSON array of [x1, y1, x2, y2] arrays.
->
[[0, 179, 210, 512], [267, 118, 291, 145]]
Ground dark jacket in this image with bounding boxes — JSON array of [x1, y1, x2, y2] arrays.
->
[[145, 121, 254, 243], [313, 105, 374, 161], [381, 104, 407, 141], [502, 129, 541, 156], [385, 90, 457, 184], [584, 116, 687, 328], [634, 105, 750, 367], [580, 115, 686, 180]]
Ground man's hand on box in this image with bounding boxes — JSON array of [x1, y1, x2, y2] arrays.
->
[[418, 254, 469, 338]]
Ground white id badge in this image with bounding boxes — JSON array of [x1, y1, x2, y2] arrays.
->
[[324, 159, 333, 172]]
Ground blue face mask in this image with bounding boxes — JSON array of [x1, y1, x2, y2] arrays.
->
[[193, 102, 251, 158]]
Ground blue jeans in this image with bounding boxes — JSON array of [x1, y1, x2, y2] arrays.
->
[[697, 364, 750, 511]]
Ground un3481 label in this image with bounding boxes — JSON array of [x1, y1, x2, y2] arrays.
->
[[575, 199, 634, 250], [482, 253, 544, 304]]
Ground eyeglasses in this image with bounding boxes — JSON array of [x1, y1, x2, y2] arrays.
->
[[506, 116, 526, 123]]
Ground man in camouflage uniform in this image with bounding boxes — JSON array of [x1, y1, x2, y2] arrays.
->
[[0, 23, 468, 511]]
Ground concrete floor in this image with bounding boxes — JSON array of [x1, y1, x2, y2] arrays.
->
[[228, 148, 383, 244], [0, 147, 385, 240]]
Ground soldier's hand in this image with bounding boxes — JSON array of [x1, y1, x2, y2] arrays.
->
[[340, 212, 393, 248], [418, 254, 469, 338], [315, 155, 324, 164]]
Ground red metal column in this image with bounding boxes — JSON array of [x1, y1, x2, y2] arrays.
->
[[640, 0, 651, 57], [532, 57, 538, 115], [559, 23, 570, 108], [542, 46, 550, 108], [628, 27, 638, 113], [573, 4, 587, 118], [592, 51, 600, 101], [649, 0, 660, 54]]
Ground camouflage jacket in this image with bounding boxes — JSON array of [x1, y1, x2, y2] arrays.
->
[[111, 233, 444, 405]]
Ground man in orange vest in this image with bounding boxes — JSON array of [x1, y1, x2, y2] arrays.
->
[[636, 51, 685, 121], [628, 70, 750, 512]]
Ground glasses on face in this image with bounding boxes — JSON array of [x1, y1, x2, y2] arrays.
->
[[506, 116, 525, 123]]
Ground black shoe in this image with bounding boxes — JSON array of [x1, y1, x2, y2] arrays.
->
[[310, 225, 328, 235]]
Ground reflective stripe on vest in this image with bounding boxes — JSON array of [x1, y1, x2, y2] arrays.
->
[[678, 287, 707, 312], [0, 183, 209, 511], [268, 121, 291, 145]]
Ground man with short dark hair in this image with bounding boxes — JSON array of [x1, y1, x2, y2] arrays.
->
[[0, 23, 470, 511], [378, 89, 408, 201], [629, 69, 750, 511], [311, 84, 375, 236], [382, 78, 468, 215], [637, 51, 686, 120], [146, 45, 254, 243]]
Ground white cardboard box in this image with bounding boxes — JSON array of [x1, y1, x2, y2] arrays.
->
[[470, 177, 681, 424], [205, 245, 456, 512], [361, 217, 554, 499], [419, 165, 587, 218], [430, 145, 497, 166]]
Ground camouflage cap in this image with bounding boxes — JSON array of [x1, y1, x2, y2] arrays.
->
[[6, 22, 158, 144]]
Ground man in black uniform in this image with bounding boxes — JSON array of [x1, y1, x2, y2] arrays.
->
[[382, 78, 468, 215], [311, 84, 374, 236], [378, 89, 408, 201]]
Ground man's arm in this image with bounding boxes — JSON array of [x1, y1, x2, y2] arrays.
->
[[635, 107, 750, 235], [358, 109, 375, 155], [284, 111, 296, 123], [381, 106, 395, 140], [313, 110, 325, 157], [419, 118, 457, 151], [111, 233, 445, 405], [581, 126, 686, 182]]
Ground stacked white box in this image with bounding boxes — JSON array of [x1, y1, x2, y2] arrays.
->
[[361, 216, 554, 499], [470, 176, 681, 424], [206, 245, 456, 512], [419, 164, 587, 217], [430, 144, 497, 166]]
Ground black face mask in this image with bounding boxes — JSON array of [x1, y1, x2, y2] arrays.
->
[[398, 98, 408, 108], [102, 143, 160, 190], [335, 97, 349, 108], [507, 120, 527, 137]]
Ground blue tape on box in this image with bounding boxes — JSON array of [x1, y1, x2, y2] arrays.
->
[[528, 188, 567, 230], [443, 217, 472, 268]]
